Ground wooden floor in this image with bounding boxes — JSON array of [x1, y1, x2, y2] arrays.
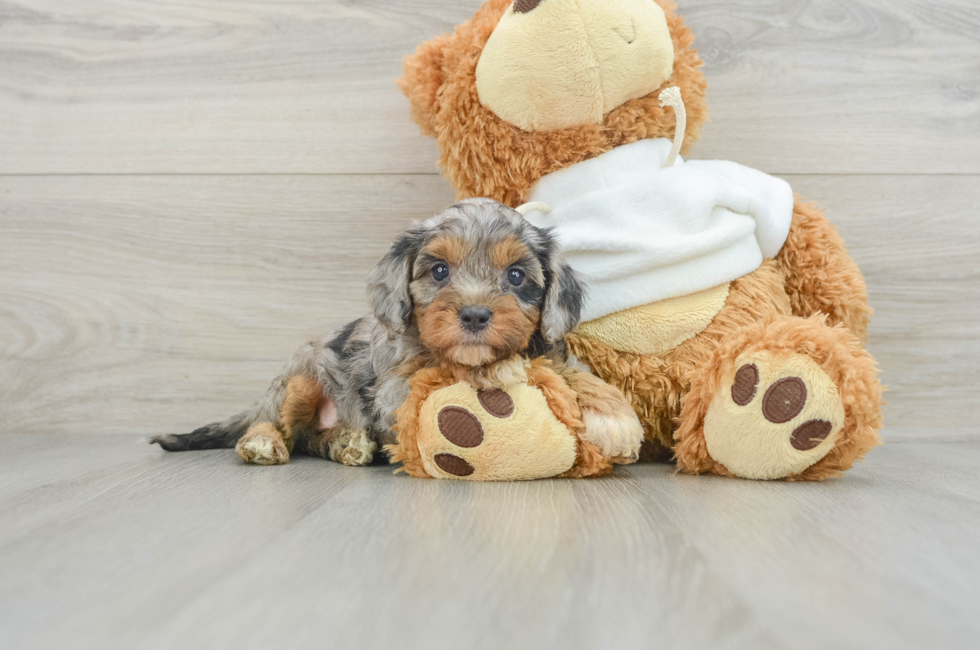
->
[[2, 1, 979, 648], [0, 434, 977, 650]]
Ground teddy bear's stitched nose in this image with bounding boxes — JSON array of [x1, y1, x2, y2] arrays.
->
[[514, 0, 544, 14]]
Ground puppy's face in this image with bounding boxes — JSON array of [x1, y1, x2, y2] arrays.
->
[[368, 199, 584, 367], [411, 228, 545, 366]]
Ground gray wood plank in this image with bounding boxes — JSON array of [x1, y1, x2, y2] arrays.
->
[[1, 0, 977, 175], [0, 434, 976, 650], [686, 0, 980, 173], [2, 173, 977, 438], [0, 174, 456, 435]]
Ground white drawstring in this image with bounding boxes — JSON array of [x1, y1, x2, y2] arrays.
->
[[658, 86, 687, 169], [515, 202, 553, 216]]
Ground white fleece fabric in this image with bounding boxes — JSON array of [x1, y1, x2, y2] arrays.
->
[[523, 138, 795, 322]]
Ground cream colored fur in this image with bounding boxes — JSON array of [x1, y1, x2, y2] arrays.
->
[[235, 422, 290, 466], [561, 363, 644, 461], [466, 354, 531, 390], [417, 381, 578, 481], [475, 0, 674, 131], [575, 283, 730, 356], [703, 351, 845, 480], [580, 410, 644, 461], [327, 429, 377, 467]]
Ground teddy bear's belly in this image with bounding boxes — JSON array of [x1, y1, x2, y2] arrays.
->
[[574, 283, 731, 356]]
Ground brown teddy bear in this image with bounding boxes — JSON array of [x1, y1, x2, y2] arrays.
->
[[399, 0, 884, 481]]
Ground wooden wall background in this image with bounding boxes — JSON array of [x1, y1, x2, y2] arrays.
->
[[1, 0, 978, 440]]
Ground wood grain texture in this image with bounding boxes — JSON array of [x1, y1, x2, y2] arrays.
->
[[0, 435, 977, 650], [1, 174, 978, 438], [2, 2, 977, 647], [781, 175, 980, 435], [0, 174, 456, 435], [1, 0, 978, 175]]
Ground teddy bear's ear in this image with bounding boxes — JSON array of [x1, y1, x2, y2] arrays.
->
[[398, 34, 453, 137]]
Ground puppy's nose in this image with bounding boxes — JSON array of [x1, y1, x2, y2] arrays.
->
[[459, 306, 492, 333]]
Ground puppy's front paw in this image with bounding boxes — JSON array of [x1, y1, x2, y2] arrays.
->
[[581, 405, 644, 464], [565, 369, 644, 464]]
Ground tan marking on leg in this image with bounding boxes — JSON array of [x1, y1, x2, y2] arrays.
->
[[279, 375, 324, 450]]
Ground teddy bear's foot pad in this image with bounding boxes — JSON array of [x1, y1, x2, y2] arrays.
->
[[417, 383, 577, 481], [433, 453, 475, 477], [704, 352, 845, 480]]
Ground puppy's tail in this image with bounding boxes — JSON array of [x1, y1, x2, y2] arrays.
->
[[150, 409, 255, 452]]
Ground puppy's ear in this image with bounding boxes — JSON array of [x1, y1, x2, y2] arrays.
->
[[539, 237, 586, 344], [368, 228, 425, 337], [398, 34, 451, 137]]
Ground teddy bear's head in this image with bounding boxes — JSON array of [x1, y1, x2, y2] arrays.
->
[[400, 0, 708, 207]]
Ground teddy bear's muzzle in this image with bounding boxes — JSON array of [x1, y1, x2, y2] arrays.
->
[[475, 0, 677, 131]]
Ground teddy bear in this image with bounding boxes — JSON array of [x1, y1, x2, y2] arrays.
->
[[398, 0, 884, 481]]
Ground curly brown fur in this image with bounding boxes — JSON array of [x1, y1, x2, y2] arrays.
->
[[278, 375, 323, 446], [399, 0, 709, 207], [777, 197, 873, 342]]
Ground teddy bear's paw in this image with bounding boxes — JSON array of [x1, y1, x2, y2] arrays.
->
[[703, 352, 845, 480], [327, 429, 377, 467], [580, 407, 644, 464], [236, 423, 290, 466], [415, 383, 578, 481]]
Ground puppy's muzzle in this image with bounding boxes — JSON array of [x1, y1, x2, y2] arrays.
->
[[459, 306, 492, 333]]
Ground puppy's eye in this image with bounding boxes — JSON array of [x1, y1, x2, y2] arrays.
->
[[431, 263, 450, 282], [507, 268, 526, 287]]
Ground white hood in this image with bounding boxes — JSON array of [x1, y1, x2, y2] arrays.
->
[[522, 138, 795, 323]]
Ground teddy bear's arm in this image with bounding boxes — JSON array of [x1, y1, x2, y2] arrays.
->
[[776, 197, 873, 342]]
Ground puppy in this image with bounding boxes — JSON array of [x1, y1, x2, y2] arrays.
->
[[152, 199, 643, 467]]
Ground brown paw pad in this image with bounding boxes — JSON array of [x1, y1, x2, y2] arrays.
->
[[732, 364, 760, 406], [434, 453, 475, 477], [762, 377, 807, 424], [791, 420, 834, 451], [437, 406, 484, 448], [477, 389, 515, 418]]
